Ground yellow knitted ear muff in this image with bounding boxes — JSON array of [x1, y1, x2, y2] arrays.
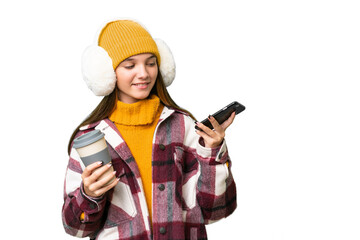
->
[[81, 19, 176, 96]]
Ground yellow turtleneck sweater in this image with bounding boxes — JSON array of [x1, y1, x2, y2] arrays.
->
[[109, 95, 163, 223]]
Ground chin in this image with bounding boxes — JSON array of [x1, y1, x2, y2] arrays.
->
[[134, 92, 151, 100]]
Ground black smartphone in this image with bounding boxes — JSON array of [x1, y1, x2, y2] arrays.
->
[[195, 101, 245, 130]]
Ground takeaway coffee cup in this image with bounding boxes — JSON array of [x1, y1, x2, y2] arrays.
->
[[73, 130, 115, 185]]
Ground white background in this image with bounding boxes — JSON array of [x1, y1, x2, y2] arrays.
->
[[1, 0, 359, 239]]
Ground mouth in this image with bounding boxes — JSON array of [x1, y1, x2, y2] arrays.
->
[[132, 82, 150, 89], [132, 82, 149, 86]]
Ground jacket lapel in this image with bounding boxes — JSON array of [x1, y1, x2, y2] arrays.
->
[[79, 107, 176, 178], [159, 106, 175, 122], [94, 119, 138, 172]]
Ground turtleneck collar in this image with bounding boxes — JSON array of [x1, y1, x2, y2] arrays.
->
[[109, 95, 162, 126]]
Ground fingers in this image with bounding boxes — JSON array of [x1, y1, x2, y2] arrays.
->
[[195, 118, 224, 148], [196, 129, 221, 148], [195, 124, 213, 143], [195, 112, 235, 148], [86, 170, 119, 197], [208, 115, 225, 136], [82, 162, 110, 183], [90, 163, 112, 182], [196, 120, 216, 136], [82, 161, 103, 178], [97, 176, 119, 195], [221, 111, 236, 130], [82, 162, 119, 198]]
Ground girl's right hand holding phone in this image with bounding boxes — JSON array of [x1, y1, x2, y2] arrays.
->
[[81, 161, 119, 198]]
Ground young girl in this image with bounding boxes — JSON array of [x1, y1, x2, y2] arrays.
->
[[62, 19, 237, 240]]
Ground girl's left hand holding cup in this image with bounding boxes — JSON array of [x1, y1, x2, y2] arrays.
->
[[195, 112, 236, 148]]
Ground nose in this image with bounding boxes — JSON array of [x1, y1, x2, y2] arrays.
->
[[137, 64, 149, 80]]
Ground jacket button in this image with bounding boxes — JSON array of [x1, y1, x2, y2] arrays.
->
[[158, 184, 165, 191], [159, 144, 165, 150], [159, 227, 166, 234]]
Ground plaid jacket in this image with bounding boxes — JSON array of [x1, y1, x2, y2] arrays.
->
[[62, 106, 237, 240]]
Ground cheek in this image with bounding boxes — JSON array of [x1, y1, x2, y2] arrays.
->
[[115, 71, 133, 86], [151, 68, 159, 79]]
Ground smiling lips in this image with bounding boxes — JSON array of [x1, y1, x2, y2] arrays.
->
[[132, 82, 150, 89]]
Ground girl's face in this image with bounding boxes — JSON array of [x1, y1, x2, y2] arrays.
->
[[115, 53, 158, 104]]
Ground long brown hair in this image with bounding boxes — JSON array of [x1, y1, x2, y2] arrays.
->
[[67, 72, 195, 154]]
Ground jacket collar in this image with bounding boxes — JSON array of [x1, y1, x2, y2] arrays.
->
[[79, 106, 175, 132], [78, 106, 175, 177], [158, 105, 175, 122], [78, 106, 176, 159]]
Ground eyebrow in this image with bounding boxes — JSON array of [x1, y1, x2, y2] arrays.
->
[[123, 55, 156, 62]]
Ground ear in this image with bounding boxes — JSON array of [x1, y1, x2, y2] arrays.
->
[[155, 39, 176, 87], [81, 45, 116, 96]]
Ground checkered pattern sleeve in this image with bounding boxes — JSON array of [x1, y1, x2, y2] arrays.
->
[[62, 144, 108, 237], [196, 140, 237, 223], [183, 116, 237, 224]]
